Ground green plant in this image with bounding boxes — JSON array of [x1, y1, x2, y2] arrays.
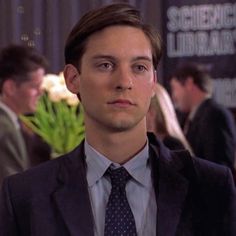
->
[[21, 73, 85, 156]]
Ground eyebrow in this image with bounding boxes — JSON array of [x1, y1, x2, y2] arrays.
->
[[91, 54, 152, 63]]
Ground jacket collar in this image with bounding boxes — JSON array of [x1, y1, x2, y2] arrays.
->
[[148, 133, 190, 236], [53, 142, 94, 236]]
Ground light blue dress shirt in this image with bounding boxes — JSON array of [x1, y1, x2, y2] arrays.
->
[[85, 139, 157, 236]]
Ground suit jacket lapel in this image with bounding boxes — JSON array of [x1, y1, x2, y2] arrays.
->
[[53, 143, 94, 236], [149, 137, 189, 236], [53, 135, 190, 236]]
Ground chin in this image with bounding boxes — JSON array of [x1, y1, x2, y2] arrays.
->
[[108, 126, 133, 133], [106, 119, 141, 132], [27, 107, 36, 114]]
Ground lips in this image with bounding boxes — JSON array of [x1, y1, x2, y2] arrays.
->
[[107, 99, 135, 107]]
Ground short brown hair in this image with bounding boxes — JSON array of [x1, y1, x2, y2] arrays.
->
[[171, 62, 213, 95], [65, 3, 162, 70], [0, 44, 48, 92]]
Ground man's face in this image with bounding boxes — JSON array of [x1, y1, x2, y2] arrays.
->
[[170, 77, 190, 113], [69, 26, 155, 132], [12, 68, 45, 114]]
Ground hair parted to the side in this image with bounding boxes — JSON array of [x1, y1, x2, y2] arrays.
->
[[64, 3, 162, 70], [0, 44, 48, 93], [171, 62, 213, 95]]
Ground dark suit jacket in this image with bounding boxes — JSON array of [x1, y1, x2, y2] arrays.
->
[[21, 125, 51, 167], [163, 135, 185, 151], [186, 98, 236, 169], [0, 135, 236, 236], [0, 108, 28, 185]]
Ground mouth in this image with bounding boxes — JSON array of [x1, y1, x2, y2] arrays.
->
[[107, 99, 135, 108]]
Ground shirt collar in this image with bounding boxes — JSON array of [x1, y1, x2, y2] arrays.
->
[[0, 99, 19, 129], [85, 139, 150, 188]]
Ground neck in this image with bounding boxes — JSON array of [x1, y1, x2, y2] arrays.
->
[[85, 120, 147, 164]]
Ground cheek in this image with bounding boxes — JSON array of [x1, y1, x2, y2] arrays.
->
[[28, 90, 37, 97], [80, 75, 96, 91], [175, 90, 182, 99], [19, 88, 38, 98], [181, 90, 188, 101], [140, 83, 154, 101], [175, 88, 183, 100], [79, 83, 103, 107], [138, 78, 154, 91], [146, 111, 156, 132], [80, 81, 96, 98]]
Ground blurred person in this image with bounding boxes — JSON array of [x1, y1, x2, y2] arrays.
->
[[0, 4, 236, 236], [20, 121, 51, 167], [0, 44, 48, 185], [147, 83, 193, 153], [170, 62, 236, 172]]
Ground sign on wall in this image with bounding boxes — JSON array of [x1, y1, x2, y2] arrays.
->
[[162, 0, 236, 108]]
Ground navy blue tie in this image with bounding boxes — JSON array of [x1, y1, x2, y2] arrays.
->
[[104, 166, 137, 236]]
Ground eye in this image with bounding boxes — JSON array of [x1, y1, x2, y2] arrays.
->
[[97, 62, 114, 71], [133, 64, 148, 73]]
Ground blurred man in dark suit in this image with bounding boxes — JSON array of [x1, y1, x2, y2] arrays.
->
[[170, 62, 236, 173]]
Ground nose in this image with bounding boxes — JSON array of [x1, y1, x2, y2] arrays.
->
[[114, 66, 133, 91]]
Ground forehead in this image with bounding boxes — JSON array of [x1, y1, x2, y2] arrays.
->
[[171, 78, 183, 88], [83, 26, 153, 59]]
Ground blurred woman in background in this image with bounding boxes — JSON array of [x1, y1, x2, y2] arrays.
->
[[147, 83, 193, 154]]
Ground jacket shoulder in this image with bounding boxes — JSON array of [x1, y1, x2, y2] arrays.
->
[[172, 149, 234, 190], [1, 144, 85, 198], [200, 99, 234, 121]]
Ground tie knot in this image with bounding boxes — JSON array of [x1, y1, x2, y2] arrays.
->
[[106, 166, 131, 189]]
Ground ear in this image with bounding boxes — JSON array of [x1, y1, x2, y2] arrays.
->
[[2, 80, 17, 96], [63, 64, 80, 94]]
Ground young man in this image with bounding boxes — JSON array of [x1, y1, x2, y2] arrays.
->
[[0, 4, 236, 236], [170, 63, 236, 172], [0, 44, 48, 185]]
